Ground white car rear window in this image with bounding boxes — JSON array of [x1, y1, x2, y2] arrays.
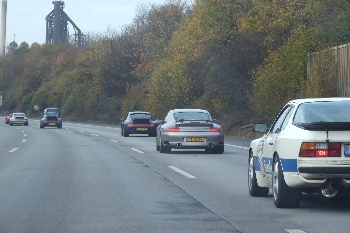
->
[[294, 101, 350, 124]]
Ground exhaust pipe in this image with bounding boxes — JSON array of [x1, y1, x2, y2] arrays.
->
[[320, 179, 340, 198]]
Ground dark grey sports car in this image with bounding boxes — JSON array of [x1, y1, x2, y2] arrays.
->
[[40, 108, 62, 128], [121, 111, 157, 137], [156, 109, 224, 154]]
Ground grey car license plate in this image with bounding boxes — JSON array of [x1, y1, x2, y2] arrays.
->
[[184, 137, 206, 142]]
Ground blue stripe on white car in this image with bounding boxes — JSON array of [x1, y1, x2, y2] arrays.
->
[[254, 156, 298, 173]]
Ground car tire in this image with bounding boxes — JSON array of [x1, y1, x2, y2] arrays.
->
[[9, 123, 13, 126], [214, 145, 224, 154], [159, 136, 170, 153], [57, 125, 62, 128], [248, 151, 269, 197], [156, 136, 160, 151], [273, 155, 302, 208], [123, 130, 129, 137], [121, 128, 124, 136]]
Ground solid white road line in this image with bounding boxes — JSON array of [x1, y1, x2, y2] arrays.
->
[[9, 148, 19, 153], [130, 148, 144, 154], [169, 166, 197, 179], [224, 143, 249, 150]]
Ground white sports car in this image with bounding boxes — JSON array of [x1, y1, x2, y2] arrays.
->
[[9, 112, 28, 126], [249, 98, 350, 208]]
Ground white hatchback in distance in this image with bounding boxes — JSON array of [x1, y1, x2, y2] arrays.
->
[[249, 98, 350, 208]]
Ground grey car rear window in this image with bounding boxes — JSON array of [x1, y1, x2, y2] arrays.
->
[[174, 112, 211, 121], [293, 101, 350, 123]]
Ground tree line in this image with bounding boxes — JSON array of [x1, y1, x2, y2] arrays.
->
[[1, 0, 350, 134]]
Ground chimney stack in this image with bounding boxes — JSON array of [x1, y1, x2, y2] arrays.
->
[[0, 0, 7, 57]]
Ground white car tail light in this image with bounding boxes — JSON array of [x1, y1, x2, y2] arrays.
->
[[299, 142, 341, 157]]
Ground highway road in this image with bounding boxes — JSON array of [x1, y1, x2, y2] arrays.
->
[[0, 119, 349, 233]]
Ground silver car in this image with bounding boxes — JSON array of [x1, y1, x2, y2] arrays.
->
[[9, 112, 28, 126], [156, 109, 224, 154]]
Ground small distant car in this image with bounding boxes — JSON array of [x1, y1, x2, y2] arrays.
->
[[249, 98, 350, 208], [121, 111, 157, 137], [5, 112, 12, 124], [9, 112, 28, 126], [40, 108, 62, 128], [156, 109, 224, 154]]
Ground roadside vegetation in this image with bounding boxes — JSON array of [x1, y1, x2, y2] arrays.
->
[[1, 0, 350, 136]]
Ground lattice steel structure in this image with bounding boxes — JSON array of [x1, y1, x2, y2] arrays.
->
[[46, 1, 85, 46]]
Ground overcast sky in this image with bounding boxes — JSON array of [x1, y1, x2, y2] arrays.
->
[[5, 0, 193, 46]]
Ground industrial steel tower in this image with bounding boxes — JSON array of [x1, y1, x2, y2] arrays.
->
[[46, 1, 85, 46]]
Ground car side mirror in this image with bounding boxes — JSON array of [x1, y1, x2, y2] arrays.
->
[[253, 123, 268, 133]]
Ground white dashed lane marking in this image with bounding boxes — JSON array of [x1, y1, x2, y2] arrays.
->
[[22, 139, 26, 143], [224, 143, 249, 150], [284, 229, 307, 233], [169, 166, 197, 179], [130, 148, 144, 154], [9, 148, 19, 153]]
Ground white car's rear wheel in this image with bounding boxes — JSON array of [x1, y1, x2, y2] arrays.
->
[[273, 155, 301, 208], [248, 152, 269, 197]]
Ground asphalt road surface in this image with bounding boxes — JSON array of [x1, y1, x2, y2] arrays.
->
[[0, 119, 349, 233]]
